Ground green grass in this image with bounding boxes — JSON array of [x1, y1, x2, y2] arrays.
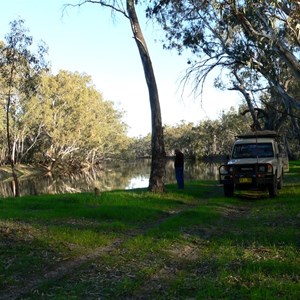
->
[[0, 166, 299, 299]]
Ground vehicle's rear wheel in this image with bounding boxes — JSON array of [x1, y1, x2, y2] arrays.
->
[[268, 175, 278, 197], [224, 184, 234, 197]]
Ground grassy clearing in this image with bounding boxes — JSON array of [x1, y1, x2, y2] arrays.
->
[[0, 164, 299, 299]]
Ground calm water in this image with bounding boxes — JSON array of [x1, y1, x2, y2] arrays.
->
[[0, 159, 220, 198]]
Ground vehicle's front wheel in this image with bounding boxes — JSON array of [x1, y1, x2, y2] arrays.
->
[[224, 184, 234, 197], [268, 175, 278, 197]]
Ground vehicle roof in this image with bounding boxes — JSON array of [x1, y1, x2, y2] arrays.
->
[[234, 138, 275, 144], [236, 130, 279, 139]]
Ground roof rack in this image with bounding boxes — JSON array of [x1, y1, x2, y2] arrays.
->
[[236, 130, 279, 139]]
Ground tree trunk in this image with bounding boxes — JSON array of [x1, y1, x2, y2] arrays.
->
[[126, 0, 166, 192], [6, 95, 20, 197], [231, 70, 261, 131]]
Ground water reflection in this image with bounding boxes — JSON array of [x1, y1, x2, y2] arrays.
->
[[0, 159, 220, 198]]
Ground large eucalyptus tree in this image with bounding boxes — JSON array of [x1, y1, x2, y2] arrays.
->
[[66, 0, 166, 192], [0, 19, 48, 196], [147, 0, 300, 131]]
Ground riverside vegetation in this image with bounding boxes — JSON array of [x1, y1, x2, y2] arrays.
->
[[0, 161, 299, 299]]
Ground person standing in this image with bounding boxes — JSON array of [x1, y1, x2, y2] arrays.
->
[[174, 149, 184, 189]]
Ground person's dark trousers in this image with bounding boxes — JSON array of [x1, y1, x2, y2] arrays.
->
[[175, 167, 184, 189]]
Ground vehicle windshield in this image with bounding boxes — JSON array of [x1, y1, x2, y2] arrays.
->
[[232, 143, 274, 159]]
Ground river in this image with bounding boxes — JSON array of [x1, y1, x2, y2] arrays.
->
[[0, 159, 221, 198]]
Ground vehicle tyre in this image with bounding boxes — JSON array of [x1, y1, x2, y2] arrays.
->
[[224, 184, 234, 197], [268, 175, 278, 197], [277, 169, 283, 189]]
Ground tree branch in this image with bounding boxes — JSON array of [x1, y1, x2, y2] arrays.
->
[[63, 0, 129, 18]]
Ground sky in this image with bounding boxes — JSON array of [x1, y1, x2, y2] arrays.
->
[[0, 0, 242, 137]]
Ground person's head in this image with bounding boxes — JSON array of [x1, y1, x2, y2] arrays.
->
[[175, 149, 181, 155]]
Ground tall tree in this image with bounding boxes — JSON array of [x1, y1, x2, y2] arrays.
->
[[66, 0, 166, 192], [147, 0, 300, 130], [34, 70, 128, 170], [0, 19, 48, 196]]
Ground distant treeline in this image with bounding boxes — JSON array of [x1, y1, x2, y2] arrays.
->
[[132, 108, 299, 161]]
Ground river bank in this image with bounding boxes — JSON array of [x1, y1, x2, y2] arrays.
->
[[0, 160, 220, 198]]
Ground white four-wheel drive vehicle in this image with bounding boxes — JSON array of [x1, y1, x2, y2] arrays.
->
[[219, 131, 288, 198]]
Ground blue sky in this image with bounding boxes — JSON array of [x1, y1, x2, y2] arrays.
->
[[0, 0, 241, 136]]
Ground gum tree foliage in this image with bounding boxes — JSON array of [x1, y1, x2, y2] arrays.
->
[[163, 122, 196, 156], [0, 19, 48, 196], [32, 71, 129, 170], [2, 70, 129, 168], [0, 21, 129, 173], [0, 69, 129, 170], [130, 134, 152, 158], [147, 0, 300, 132], [134, 108, 252, 159], [66, 0, 166, 192]]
